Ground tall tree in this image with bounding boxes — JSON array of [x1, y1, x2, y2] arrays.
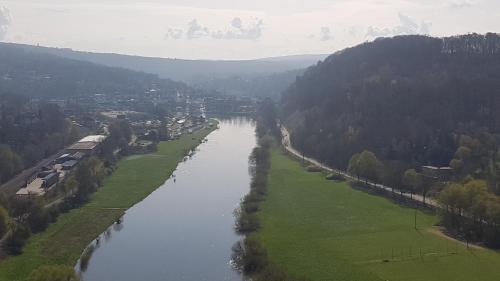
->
[[348, 150, 383, 182], [402, 169, 423, 199]]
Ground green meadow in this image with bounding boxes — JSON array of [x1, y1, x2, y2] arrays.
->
[[0, 124, 216, 281], [257, 149, 500, 281]]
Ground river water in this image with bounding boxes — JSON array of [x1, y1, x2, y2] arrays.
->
[[77, 117, 255, 281]]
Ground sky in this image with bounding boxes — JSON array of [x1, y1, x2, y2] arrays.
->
[[0, 0, 499, 60]]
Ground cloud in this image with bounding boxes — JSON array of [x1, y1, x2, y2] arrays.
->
[[165, 17, 264, 41], [347, 26, 359, 37], [218, 17, 263, 40], [365, 13, 432, 39], [165, 28, 184, 39], [231, 17, 243, 29], [449, 0, 477, 9], [320, 27, 333, 41], [0, 6, 11, 40], [419, 21, 432, 35], [186, 19, 210, 39]]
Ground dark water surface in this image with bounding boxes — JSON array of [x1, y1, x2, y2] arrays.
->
[[77, 117, 255, 281]]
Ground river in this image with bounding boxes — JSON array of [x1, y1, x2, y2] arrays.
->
[[77, 117, 255, 281]]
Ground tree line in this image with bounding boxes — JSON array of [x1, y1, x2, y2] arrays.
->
[[439, 179, 500, 248], [282, 34, 500, 175], [281, 33, 500, 248], [0, 93, 81, 184], [234, 100, 310, 281], [0, 120, 132, 257]]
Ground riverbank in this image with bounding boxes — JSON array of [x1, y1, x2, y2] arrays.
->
[[256, 149, 500, 281], [0, 123, 217, 281]]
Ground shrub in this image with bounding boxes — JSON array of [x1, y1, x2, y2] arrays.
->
[[236, 211, 260, 233], [306, 165, 322, 172], [3, 222, 31, 255], [326, 173, 345, 181]]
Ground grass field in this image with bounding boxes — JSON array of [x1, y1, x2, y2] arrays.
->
[[257, 149, 500, 281], [0, 124, 216, 281]]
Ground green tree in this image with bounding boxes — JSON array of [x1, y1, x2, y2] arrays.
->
[[75, 157, 104, 201], [4, 222, 31, 255], [0, 145, 23, 183], [348, 150, 383, 182], [402, 169, 423, 199], [63, 175, 79, 196], [0, 206, 9, 237], [108, 120, 133, 149], [449, 158, 464, 171]]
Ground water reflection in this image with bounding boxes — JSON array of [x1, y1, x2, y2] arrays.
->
[[77, 117, 255, 281], [76, 216, 125, 274]]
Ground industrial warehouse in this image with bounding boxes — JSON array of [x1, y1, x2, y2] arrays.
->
[[16, 135, 107, 196]]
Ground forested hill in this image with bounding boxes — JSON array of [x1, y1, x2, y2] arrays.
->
[[0, 43, 190, 98], [192, 69, 304, 98], [282, 33, 500, 176], [5, 43, 325, 98], [12, 44, 325, 83]]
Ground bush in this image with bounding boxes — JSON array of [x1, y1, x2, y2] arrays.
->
[[306, 165, 322, 172], [242, 236, 268, 274], [243, 201, 260, 213], [326, 173, 345, 181], [26, 205, 51, 233], [0, 206, 9, 237], [3, 222, 31, 255], [236, 211, 260, 233]]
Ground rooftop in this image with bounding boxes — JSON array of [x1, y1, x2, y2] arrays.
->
[[78, 135, 107, 143], [67, 142, 99, 151]]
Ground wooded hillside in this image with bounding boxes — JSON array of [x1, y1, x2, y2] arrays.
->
[[282, 33, 500, 184]]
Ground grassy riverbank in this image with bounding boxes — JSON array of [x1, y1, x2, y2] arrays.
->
[[0, 124, 216, 281], [257, 149, 500, 281]]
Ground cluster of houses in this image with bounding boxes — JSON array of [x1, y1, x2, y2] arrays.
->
[[129, 115, 206, 141], [16, 135, 107, 197]]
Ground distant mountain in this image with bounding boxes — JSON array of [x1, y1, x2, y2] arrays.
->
[[282, 34, 500, 182], [0, 43, 189, 98], [5, 43, 326, 97], [257, 54, 327, 63], [8, 43, 325, 83], [192, 69, 306, 99]]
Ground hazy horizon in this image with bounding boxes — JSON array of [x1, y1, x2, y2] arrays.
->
[[1, 0, 500, 60]]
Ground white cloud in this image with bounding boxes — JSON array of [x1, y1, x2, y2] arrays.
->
[[2, 0, 500, 59], [365, 13, 432, 38], [320, 27, 333, 41], [231, 17, 242, 29], [0, 6, 11, 40], [219, 17, 263, 40], [449, 0, 477, 9], [186, 19, 209, 39], [166, 17, 264, 41], [165, 28, 183, 39]]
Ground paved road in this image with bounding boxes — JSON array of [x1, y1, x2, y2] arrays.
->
[[280, 126, 439, 209], [0, 149, 66, 195]]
